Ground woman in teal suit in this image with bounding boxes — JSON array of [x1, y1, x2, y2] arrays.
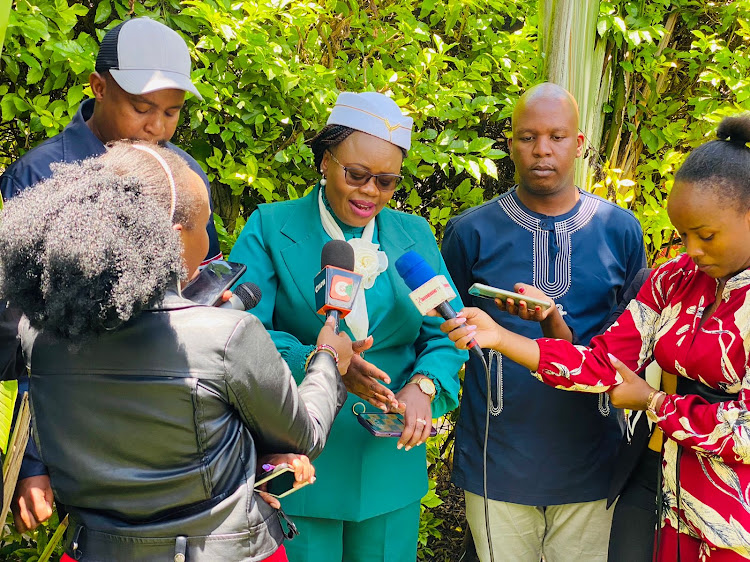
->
[[229, 92, 468, 561]]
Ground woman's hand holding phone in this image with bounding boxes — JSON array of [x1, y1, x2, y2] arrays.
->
[[496, 284, 573, 341], [255, 453, 315, 509], [392, 382, 433, 451], [465, 282, 573, 341], [496, 283, 555, 322]]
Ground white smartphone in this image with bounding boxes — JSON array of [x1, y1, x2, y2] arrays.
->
[[468, 282, 552, 311]]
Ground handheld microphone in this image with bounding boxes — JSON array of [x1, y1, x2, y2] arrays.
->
[[219, 282, 262, 311], [395, 250, 483, 359], [314, 240, 363, 333]]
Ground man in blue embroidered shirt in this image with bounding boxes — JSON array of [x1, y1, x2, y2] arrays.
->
[[442, 83, 646, 562], [0, 17, 222, 533]]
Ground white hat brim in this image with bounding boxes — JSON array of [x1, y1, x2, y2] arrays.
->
[[110, 68, 203, 101]]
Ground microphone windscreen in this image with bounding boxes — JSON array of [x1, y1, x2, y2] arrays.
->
[[321, 240, 355, 271], [395, 251, 437, 291], [234, 282, 262, 310]]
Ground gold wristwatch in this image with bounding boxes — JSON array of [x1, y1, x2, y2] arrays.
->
[[408, 375, 436, 402]]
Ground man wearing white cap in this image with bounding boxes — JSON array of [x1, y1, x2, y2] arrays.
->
[[0, 18, 218, 260], [0, 17, 222, 534], [229, 91, 468, 561]]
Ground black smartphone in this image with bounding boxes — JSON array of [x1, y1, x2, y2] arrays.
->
[[254, 463, 309, 499], [181, 260, 247, 306], [357, 412, 437, 438]]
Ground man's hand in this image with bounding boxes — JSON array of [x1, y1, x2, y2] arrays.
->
[[12, 475, 54, 532]]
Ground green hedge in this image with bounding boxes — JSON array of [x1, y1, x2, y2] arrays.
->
[[0, 0, 540, 254]]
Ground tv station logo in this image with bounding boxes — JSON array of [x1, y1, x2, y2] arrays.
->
[[314, 266, 362, 317], [330, 275, 354, 302]]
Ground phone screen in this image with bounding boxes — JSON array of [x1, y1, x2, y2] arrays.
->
[[267, 471, 298, 498], [181, 260, 247, 306], [357, 413, 438, 437]]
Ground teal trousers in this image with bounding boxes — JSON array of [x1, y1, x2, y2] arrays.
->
[[284, 500, 421, 562]]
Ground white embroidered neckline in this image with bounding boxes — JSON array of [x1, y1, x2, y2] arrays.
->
[[497, 190, 599, 300]]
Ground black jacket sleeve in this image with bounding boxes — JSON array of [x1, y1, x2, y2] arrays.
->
[[223, 314, 346, 460]]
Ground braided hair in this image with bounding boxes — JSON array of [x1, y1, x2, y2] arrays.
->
[[309, 124, 408, 171], [309, 125, 356, 171]]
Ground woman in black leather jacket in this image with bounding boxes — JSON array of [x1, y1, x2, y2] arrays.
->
[[0, 141, 353, 561]]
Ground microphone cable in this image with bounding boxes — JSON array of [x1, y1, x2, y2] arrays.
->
[[478, 350, 495, 562]]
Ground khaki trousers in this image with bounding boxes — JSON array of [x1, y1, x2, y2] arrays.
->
[[464, 492, 613, 562]]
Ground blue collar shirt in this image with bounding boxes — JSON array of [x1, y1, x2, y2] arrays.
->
[[1, 98, 222, 263]]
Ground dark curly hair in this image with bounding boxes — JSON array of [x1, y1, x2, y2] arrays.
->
[[675, 114, 750, 203], [0, 141, 203, 340]]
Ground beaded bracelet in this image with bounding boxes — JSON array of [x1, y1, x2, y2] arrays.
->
[[304, 344, 339, 371]]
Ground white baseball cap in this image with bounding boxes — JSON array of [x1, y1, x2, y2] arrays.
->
[[95, 18, 203, 100]]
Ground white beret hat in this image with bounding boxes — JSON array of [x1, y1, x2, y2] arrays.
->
[[327, 92, 413, 151]]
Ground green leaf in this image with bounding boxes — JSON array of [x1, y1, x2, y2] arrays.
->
[[94, 1, 111, 24], [465, 158, 482, 181], [407, 188, 422, 207], [1, 95, 16, 120], [20, 53, 43, 85], [468, 137, 495, 153], [0, 380, 18, 454], [482, 158, 498, 179]]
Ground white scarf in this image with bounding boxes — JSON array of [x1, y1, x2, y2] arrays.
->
[[318, 188, 388, 340]]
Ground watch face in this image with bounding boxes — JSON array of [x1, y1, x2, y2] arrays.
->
[[646, 409, 659, 423], [418, 377, 436, 396]]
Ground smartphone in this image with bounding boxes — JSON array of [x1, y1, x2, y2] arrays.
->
[[468, 282, 551, 311], [357, 412, 438, 438], [181, 260, 247, 306], [254, 463, 309, 499]]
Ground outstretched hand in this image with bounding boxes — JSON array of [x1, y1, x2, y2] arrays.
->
[[342, 336, 399, 412], [433, 307, 504, 351]]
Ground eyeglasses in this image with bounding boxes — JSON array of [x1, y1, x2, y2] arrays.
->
[[327, 151, 403, 191]]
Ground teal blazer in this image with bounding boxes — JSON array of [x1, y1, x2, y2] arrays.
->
[[229, 186, 467, 521]]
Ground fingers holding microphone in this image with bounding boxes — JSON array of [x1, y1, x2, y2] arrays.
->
[[317, 316, 354, 375], [438, 307, 504, 351]]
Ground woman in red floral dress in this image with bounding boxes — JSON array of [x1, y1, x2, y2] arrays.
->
[[438, 115, 750, 560]]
